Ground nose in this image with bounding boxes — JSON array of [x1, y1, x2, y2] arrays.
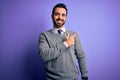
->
[[58, 14, 62, 19]]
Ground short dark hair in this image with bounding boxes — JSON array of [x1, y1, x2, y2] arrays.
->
[[52, 3, 68, 16]]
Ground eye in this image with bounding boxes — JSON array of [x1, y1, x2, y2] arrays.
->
[[62, 14, 66, 17], [54, 13, 59, 16]]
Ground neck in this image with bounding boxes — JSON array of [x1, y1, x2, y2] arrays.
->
[[54, 25, 64, 30]]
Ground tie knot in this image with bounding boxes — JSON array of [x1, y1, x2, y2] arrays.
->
[[58, 30, 63, 34]]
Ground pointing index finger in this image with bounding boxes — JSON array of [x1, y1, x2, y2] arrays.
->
[[70, 33, 78, 38]]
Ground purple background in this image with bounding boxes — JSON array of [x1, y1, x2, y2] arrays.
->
[[1, 0, 120, 80]]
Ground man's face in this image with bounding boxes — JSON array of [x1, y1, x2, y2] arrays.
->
[[52, 7, 67, 28]]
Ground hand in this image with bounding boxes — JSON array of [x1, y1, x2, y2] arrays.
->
[[65, 33, 78, 47]]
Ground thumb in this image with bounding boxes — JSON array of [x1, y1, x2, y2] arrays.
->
[[66, 33, 69, 39]]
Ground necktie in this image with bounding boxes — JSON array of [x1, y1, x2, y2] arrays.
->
[[58, 30, 63, 34]]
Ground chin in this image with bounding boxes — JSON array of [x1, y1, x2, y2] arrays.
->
[[53, 21, 65, 28], [54, 25, 62, 28]]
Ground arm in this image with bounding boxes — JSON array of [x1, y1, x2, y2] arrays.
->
[[38, 32, 67, 62], [75, 36, 88, 79]]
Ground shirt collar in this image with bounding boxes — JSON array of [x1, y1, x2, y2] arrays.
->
[[52, 26, 66, 34]]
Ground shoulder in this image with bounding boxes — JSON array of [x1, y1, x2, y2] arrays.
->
[[39, 29, 55, 40], [39, 29, 53, 35]]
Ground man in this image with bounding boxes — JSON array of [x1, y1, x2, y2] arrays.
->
[[38, 3, 88, 80]]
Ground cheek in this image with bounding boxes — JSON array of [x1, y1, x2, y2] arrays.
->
[[53, 16, 58, 20], [63, 17, 66, 21], [52, 16, 57, 20]]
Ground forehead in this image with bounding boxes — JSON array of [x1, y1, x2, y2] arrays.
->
[[54, 7, 66, 14]]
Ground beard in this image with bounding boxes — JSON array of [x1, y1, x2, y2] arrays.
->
[[53, 18, 66, 28]]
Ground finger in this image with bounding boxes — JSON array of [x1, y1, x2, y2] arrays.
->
[[70, 33, 78, 38]]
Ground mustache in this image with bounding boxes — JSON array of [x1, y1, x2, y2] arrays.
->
[[56, 18, 64, 21]]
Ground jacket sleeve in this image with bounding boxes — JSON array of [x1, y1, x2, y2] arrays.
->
[[75, 35, 88, 77], [38, 32, 67, 62]]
